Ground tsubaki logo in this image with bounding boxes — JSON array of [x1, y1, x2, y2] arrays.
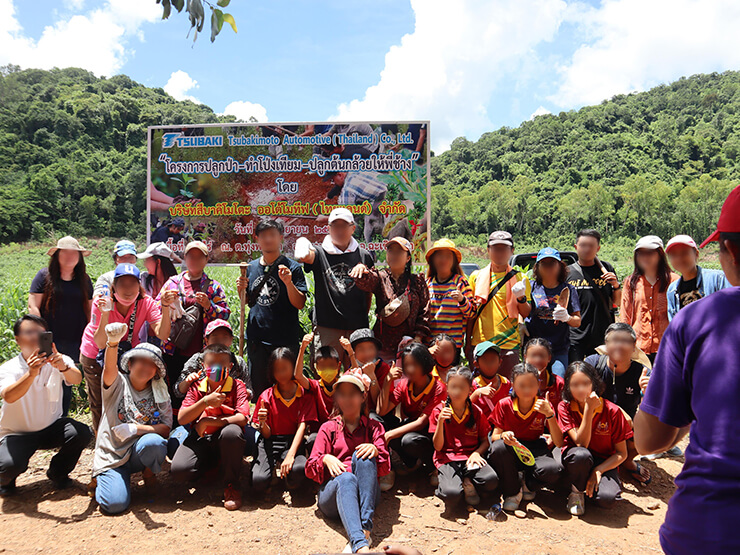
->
[[161, 133, 224, 148]]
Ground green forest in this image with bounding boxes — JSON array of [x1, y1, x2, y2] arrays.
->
[[0, 64, 738, 247]]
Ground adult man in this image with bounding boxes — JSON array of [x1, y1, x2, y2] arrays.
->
[[0, 315, 92, 495], [151, 217, 185, 245], [237, 219, 307, 397], [93, 239, 138, 297], [635, 185, 740, 554], [665, 234, 730, 321], [467, 231, 531, 378], [567, 229, 622, 361], [295, 208, 374, 370]]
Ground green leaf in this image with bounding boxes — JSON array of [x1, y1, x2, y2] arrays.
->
[[162, 0, 171, 19], [215, 8, 224, 32], [173, 0, 184, 12], [222, 12, 237, 33], [217, 0, 231, 6], [210, 10, 221, 43]]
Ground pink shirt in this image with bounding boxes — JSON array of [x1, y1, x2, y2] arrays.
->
[[80, 296, 162, 359]]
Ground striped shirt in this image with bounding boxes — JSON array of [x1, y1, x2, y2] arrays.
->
[[426, 274, 475, 348]]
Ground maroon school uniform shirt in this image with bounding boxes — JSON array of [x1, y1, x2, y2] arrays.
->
[[305, 415, 391, 483], [471, 374, 510, 425], [306, 378, 335, 423], [429, 402, 490, 467], [389, 375, 447, 419], [251, 382, 318, 436], [182, 376, 251, 418], [557, 397, 633, 459], [491, 396, 550, 442]]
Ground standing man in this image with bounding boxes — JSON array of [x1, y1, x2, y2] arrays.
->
[[466, 231, 531, 378], [295, 208, 374, 370], [236, 219, 307, 397], [635, 186, 740, 554], [665, 234, 730, 321], [567, 229, 622, 361]]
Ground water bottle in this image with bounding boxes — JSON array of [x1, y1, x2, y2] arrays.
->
[[100, 284, 112, 312], [151, 410, 160, 425], [486, 503, 502, 521]]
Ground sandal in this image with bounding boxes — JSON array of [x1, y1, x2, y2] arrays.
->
[[627, 461, 652, 485]]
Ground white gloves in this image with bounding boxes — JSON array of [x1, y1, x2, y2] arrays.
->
[[553, 305, 571, 323], [169, 298, 185, 321], [105, 322, 127, 343], [511, 280, 526, 298], [111, 423, 138, 442], [294, 237, 313, 261]]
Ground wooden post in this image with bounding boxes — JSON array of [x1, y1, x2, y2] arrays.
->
[[238, 262, 248, 357]]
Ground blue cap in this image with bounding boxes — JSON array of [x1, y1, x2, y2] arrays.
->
[[473, 341, 501, 359], [171, 217, 185, 227], [113, 263, 140, 280], [114, 240, 137, 257], [536, 247, 561, 263]]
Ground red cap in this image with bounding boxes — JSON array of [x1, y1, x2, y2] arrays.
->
[[700, 185, 740, 248]]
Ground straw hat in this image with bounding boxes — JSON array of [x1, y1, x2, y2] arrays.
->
[[120, 343, 167, 379], [425, 238, 462, 263], [46, 236, 91, 257]]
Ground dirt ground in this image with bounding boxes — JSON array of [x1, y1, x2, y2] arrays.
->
[[0, 433, 685, 555]]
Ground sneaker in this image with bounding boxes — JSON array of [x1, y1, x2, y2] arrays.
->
[[567, 491, 586, 516], [521, 478, 536, 501], [462, 478, 480, 506], [502, 490, 522, 512], [429, 469, 439, 487], [667, 445, 683, 457], [224, 483, 243, 511], [0, 479, 17, 497], [379, 470, 395, 492]]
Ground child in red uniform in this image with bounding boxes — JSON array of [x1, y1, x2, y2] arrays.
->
[[490, 363, 563, 512], [307, 369, 390, 554], [346, 328, 391, 411], [295, 333, 342, 423], [171, 344, 250, 510], [378, 342, 447, 490], [524, 338, 564, 407], [429, 334, 460, 384], [252, 347, 318, 491], [430, 366, 497, 510], [469, 341, 510, 421], [558, 361, 631, 516]]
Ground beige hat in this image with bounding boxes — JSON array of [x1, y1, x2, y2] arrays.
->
[[46, 236, 91, 257], [184, 240, 209, 257]]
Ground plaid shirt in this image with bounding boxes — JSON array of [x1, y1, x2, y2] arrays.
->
[[337, 171, 387, 205], [159, 271, 231, 355]]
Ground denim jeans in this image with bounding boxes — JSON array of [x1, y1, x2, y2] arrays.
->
[[318, 453, 380, 553], [96, 433, 167, 514], [551, 350, 569, 378]]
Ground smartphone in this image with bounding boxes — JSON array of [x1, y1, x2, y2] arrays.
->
[[38, 331, 53, 357]]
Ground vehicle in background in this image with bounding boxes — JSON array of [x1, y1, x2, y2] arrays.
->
[[509, 251, 578, 269], [460, 262, 480, 277]]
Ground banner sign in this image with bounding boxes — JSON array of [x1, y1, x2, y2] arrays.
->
[[147, 122, 431, 263]]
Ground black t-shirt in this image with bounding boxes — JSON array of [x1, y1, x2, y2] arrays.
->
[[304, 245, 374, 330], [567, 261, 616, 348], [677, 276, 702, 308], [29, 267, 93, 359], [246, 255, 307, 346], [585, 354, 644, 419]]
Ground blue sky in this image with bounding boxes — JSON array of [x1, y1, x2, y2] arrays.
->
[[3, 0, 740, 151]]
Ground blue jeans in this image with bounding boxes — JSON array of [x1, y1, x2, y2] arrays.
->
[[318, 454, 380, 553], [96, 433, 167, 514], [551, 350, 569, 378]]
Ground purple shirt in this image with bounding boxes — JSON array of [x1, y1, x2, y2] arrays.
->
[[641, 286, 740, 554]]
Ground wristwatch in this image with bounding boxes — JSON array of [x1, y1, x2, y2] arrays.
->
[[517, 296, 527, 304]]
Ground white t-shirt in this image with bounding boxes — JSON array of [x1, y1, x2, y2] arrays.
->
[[0, 353, 75, 441]]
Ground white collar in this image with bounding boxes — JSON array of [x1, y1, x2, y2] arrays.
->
[[322, 235, 359, 255]]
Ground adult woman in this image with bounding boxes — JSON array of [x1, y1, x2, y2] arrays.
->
[[425, 239, 475, 351], [159, 241, 231, 408], [351, 237, 431, 360], [138, 242, 178, 300], [620, 236, 678, 361], [526, 247, 581, 377], [28, 236, 93, 415], [79, 264, 176, 432]]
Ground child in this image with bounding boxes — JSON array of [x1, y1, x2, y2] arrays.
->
[[378, 342, 447, 489], [559, 361, 632, 516], [252, 347, 318, 491], [490, 363, 563, 512], [524, 338, 564, 407], [469, 341, 510, 418], [429, 334, 460, 384], [92, 325, 172, 515], [295, 333, 342, 423], [306, 369, 390, 554], [346, 328, 391, 409], [171, 344, 250, 511], [430, 366, 497, 509]]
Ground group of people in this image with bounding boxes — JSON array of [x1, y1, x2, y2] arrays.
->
[[1, 185, 739, 554]]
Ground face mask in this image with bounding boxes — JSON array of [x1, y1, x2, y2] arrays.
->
[[315, 364, 339, 384], [206, 364, 228, 382]]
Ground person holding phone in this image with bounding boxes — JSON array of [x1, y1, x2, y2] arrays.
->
[[0, 315, 92, 496]]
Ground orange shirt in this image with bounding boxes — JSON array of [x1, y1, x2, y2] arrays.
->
[[620, 273, 679, 354]]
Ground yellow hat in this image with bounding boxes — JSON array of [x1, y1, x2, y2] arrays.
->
[[425, 238, 462, 264]]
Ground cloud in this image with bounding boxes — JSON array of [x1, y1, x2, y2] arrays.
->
[[221, 100, 268, 122], [332, 0, 569, 151], [164, 70, 200, 103], [549, 0, 740, 107], [0, 0, 159, 76], [530, 106, 551, 119]]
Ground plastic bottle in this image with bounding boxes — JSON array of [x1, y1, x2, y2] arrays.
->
[[151, 410, 160, 425], [100, 284, 112, 312], [486, 503, 502, 521]]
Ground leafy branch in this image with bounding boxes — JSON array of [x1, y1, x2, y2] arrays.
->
[[156, 0, 238, 43]]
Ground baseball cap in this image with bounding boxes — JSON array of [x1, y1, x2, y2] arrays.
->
[[171, 217, 185, 228], [665, 235, 698, 253], [205, 319, 233, 337], [349, 328, 382, 350], [634, 235, 664, 251], [699, 185, 740, 248], [113, 263, 140, 280], [386, 236, 413, 253], [328, 207, 355, 225], [536, 247, 561, 263], [184, 241, 209, 256], [113, 240, 137, 257], [137, 242, 175, 260], [474, 341, 501, 359], [488, 231, 514, 248]]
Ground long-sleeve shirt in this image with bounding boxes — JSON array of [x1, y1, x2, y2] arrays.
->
[[620, 273, 679, 355], [305, 415, 390, 483], [426, 273, 475, 348]]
